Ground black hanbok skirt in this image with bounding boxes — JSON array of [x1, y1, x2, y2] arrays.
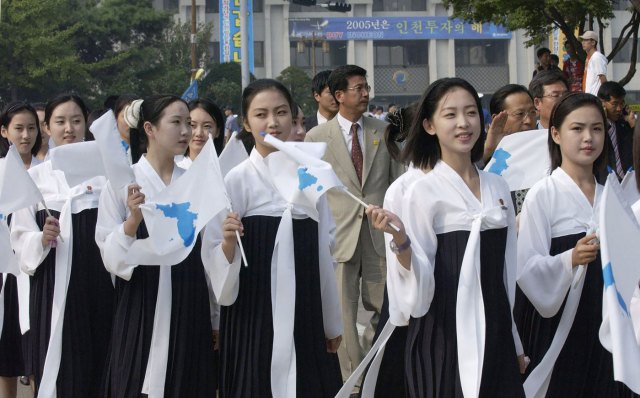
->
[[29, 208, 114, 396], [101, 221, 215, 398], [219, 215, 342, 398], [405, 228, 524, 398], [0, 274, 25, 376], [514, 232, 637, 397]]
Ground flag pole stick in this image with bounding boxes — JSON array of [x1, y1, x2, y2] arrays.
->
[[341, 188, 401, 232], [42, 201, 64, 243], [236, 230, 249, 267]]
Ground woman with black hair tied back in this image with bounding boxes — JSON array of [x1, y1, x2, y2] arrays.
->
[[95, 95, 215, 397], [10, 94, 114, 397], [175, 98, 225, 170], [0, 102, 42, 397]]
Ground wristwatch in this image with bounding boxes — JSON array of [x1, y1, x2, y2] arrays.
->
[[389, 235, 411, 254]]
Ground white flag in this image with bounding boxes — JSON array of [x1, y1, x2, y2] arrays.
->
[[0, 146, 44, 215], [263, 133, 344, 219], [49, 141, 105, 187], [620, 170, 640, 207], [484, 129, 551, 191], [599, 173, 640, 394], [0, 147, 43, 275], [126, 140, 229, 266], [218, 131, 249, 177], [90, 110, 135, 190]]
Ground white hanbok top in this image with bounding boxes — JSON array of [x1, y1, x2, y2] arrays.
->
[[201, 148, 342, 339], [517, 167, 602, 317]]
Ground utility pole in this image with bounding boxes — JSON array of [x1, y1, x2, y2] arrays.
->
[[190, 0, 198, 80]]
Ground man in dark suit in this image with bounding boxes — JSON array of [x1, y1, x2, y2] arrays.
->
[[306, 65, 404, 390], [304, 70, 339, 132], [598, 81, 635, 182]]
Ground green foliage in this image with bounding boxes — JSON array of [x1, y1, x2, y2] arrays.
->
[[276, 66, 315, 116], [443, 0, 615, 47], [0, 0, 216, 109]]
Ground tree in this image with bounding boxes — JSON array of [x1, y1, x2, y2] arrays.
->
[[442, 0, 640, 85], [200, 62, 255, 112], [0, 0, 91, 102], [276, 66, 314, 116]]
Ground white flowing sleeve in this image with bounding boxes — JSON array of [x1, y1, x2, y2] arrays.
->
[[95, 181, 137, 280], [10, 205, 51, 275], [317, 196, 342, 339], [399, 182, 436, 319], [631, 283, 640, 345], [516, 187, 574, 318], [203, 269, 220, 330], [501, 185, 524, 356]]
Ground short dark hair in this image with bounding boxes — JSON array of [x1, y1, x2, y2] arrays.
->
[[113, 94, 137, 119], [328, 65, 367, 100], [548, 92, 608, 175], [44, 94, 89, 126], [0, 102, 42, 158], [402, 78, 485, 170], [489, 84, 533, 115], [597, 81, 627, 101], [529, 70, 569, 99], [189, 98, 225, 155], [311, 70, 332, 96], [537, 47, 551, 59]]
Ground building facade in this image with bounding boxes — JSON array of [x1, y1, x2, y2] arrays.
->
[[153, 0, 640, 106]]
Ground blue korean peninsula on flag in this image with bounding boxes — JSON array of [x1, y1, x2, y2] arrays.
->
[[126, 139, 228, 266]]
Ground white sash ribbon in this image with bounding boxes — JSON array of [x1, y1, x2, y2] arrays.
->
[[455, 205, 506, 398], [523, 269, 585, 398], [17, 272, 30, 334], [141, 266, 172, 397], [271, 205, 297, 398], [38, 196, 75, 398], [334, 320, 396, 398]]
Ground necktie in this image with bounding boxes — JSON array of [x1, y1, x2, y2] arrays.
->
[[608, 122, 624, 179], [351, 123, 363, 184]]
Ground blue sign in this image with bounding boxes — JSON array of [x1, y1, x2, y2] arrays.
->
[[290, 17, 511, 41], [219, 0, 254, 71]]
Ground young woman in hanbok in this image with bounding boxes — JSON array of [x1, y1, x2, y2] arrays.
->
[[0, 102, 42, 397], [366, 77, 525, 398], [176, 98, 225, 170], [201, 79, 342, 397], [515, 92, 637, 397], [95, 95, 215, 397], [10, 94, 114, 396]]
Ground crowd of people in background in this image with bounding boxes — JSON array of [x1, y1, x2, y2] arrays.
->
[[1, 29, 640, 398]]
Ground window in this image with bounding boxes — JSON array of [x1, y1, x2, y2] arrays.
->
[[254, 41, 265, 67], [372, 0, 426, 12], [253, 0, 264, 13], [164, 0, 179, 12], [455, 40, 508, 66], [289, 40, 348, 68], [206, 0, 218, 13], [613, 0, 631, 10], [209, 42, 220, 63], [612, 36, 639, 63], [374, 41, 428, 66]]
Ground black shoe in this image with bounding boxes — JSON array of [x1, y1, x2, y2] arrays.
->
[[19, 376, 30, 386]]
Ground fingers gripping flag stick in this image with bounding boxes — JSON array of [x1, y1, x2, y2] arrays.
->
[[261, 133, 400, 231]]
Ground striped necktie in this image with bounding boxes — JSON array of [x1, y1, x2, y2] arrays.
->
[[351, 123, 363, 184], [608, 122, 625, 179]]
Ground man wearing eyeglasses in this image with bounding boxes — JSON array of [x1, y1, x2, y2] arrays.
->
[[598, 81, 635, 182], [306, 65, 404, 392], [580, 30, 608, 96], [529, 70, 570, 130]]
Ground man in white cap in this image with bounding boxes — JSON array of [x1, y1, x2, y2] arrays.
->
[[580, 30, 608, 95]]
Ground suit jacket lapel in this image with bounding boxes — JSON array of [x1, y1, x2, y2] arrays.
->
[[362, 118, 381, 185], [326, 118, 361, 188]]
